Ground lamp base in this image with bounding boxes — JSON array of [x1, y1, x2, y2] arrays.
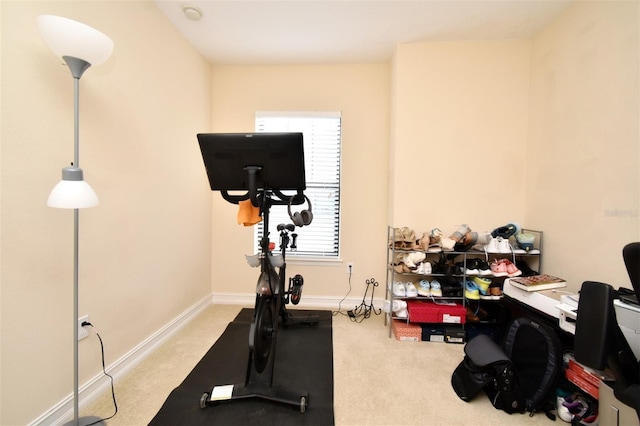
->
[[62, 415, 105, 426]]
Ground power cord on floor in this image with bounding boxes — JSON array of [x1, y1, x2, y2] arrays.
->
[[333, 264, 353, 318], [81, 322, 118, 425]]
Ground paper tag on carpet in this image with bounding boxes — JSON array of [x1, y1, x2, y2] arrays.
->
[[210, 384, 234, 401]]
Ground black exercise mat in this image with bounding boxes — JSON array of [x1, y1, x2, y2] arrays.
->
[[149, 308, 334, 425]]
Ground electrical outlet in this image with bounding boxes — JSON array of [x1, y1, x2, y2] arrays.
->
[[78, 315, 90, 341], [346, 262, 354, 275]]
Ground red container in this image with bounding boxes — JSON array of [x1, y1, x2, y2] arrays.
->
[[407, 300, 440, 323], [440, 303, 466, 324], [407, 300, 466, 324]]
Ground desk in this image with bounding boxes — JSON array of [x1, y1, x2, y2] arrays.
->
[[501, 280, 640, 426], [501, 280, 576, 350]]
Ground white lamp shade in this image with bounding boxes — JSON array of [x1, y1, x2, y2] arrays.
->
[[37, 15, 114, 65], [48, 180, 100, 209]]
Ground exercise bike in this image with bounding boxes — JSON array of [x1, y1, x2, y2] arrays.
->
[[197, 132, 319, 413]]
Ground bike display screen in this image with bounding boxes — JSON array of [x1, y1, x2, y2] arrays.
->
[[197, 132, 306, 192]]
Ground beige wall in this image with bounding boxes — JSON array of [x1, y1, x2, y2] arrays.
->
[[1, 0, 638, 424], [527, 0, 639, 290], [390, 40, 531, 235], [1, 1, 212, 424], [388, 1, 639, 292], [209, 64, 391, 300]]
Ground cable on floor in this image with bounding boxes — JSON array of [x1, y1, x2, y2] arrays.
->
[[81, 322, 118, 425], [333, 266, 353, 318]]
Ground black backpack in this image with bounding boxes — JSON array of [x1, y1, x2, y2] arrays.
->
[[452, 316, 562, 416], [501, 316, 563, 414], [451, 333, 526, 414]]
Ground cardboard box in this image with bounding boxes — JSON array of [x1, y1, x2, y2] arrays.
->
[[421, 324, 445, 342], [445, 325, 465, 344], [568, 358, 601, 389], [564, 355, 613, 399], [392, 320, 421, 342], [565, 368, 599, 399]]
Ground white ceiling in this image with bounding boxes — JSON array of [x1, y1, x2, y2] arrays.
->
[[154, 0, 574, 65]]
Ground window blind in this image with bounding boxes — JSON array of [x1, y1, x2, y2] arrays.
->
[[255, 111, 342, 258]]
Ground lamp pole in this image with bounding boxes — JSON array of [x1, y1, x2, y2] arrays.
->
[[38, 15, 113, 425], [67, 56, 90, 426]]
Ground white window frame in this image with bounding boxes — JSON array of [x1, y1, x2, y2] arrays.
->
[[254, 111, 342, 261]]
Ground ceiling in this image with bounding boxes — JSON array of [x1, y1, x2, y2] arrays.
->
[[154, 0, 574, 65]]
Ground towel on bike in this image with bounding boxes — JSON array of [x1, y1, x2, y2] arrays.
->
[[237, 199, 262, 226]]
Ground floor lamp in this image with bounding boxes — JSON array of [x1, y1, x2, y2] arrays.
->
[[37, 15, 114, 426]]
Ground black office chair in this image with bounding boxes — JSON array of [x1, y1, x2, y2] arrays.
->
[[623, 242, 640, 297], [574, 243, 640, 419]]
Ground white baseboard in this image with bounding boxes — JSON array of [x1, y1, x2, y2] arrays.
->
[[211, 291, 385, 312], [30, 294, 213, 426]]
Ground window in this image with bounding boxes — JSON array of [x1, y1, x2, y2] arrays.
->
[[254, 111, 342, 259]]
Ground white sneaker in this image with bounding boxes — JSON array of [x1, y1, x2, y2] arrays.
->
[[497, 237, 513, 254], [393, 282, 406, 297], [430, 280, 443, 297], [393, 300, 408, 318], [405, 282, 418, 297], [417, 279, 431, 297], [485, 237, 500, 253]]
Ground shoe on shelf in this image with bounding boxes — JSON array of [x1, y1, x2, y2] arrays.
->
[[450, 224, 471, 243], [515, 260, 538, 276], [440, 236, 456, 251], [393, 281, 406, 297], [405, 282, 418, 297], [464, 280, 480, 300], [403, 227, 417, 245], [425, 228, 446, 252], [466, 306, 480, 322], [472, 276, 491, 295], [497, 237, 513, 254], [403, 251, 426, 268], [503, 259, 522, 277], [417, 279, 431, 297], [430, 280, 443, 297], [477, 259, 492, 276], [416, 261, 432, 275], [465, 258, 480, 275], [489, 286, 503, 299], [490, 259, 509, 277], [515, 231, 536, 252], [393, 300, 408, 318], [485, 237, 500, 253], [491, 222, 521, 239]]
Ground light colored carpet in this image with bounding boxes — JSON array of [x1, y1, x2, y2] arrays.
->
[[83, 304, 555, 425]]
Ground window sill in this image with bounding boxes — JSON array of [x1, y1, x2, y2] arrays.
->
[[284, 256, 343, 266]]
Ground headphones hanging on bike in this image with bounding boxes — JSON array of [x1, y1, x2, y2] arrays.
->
[[288, 194, 313, 227]]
